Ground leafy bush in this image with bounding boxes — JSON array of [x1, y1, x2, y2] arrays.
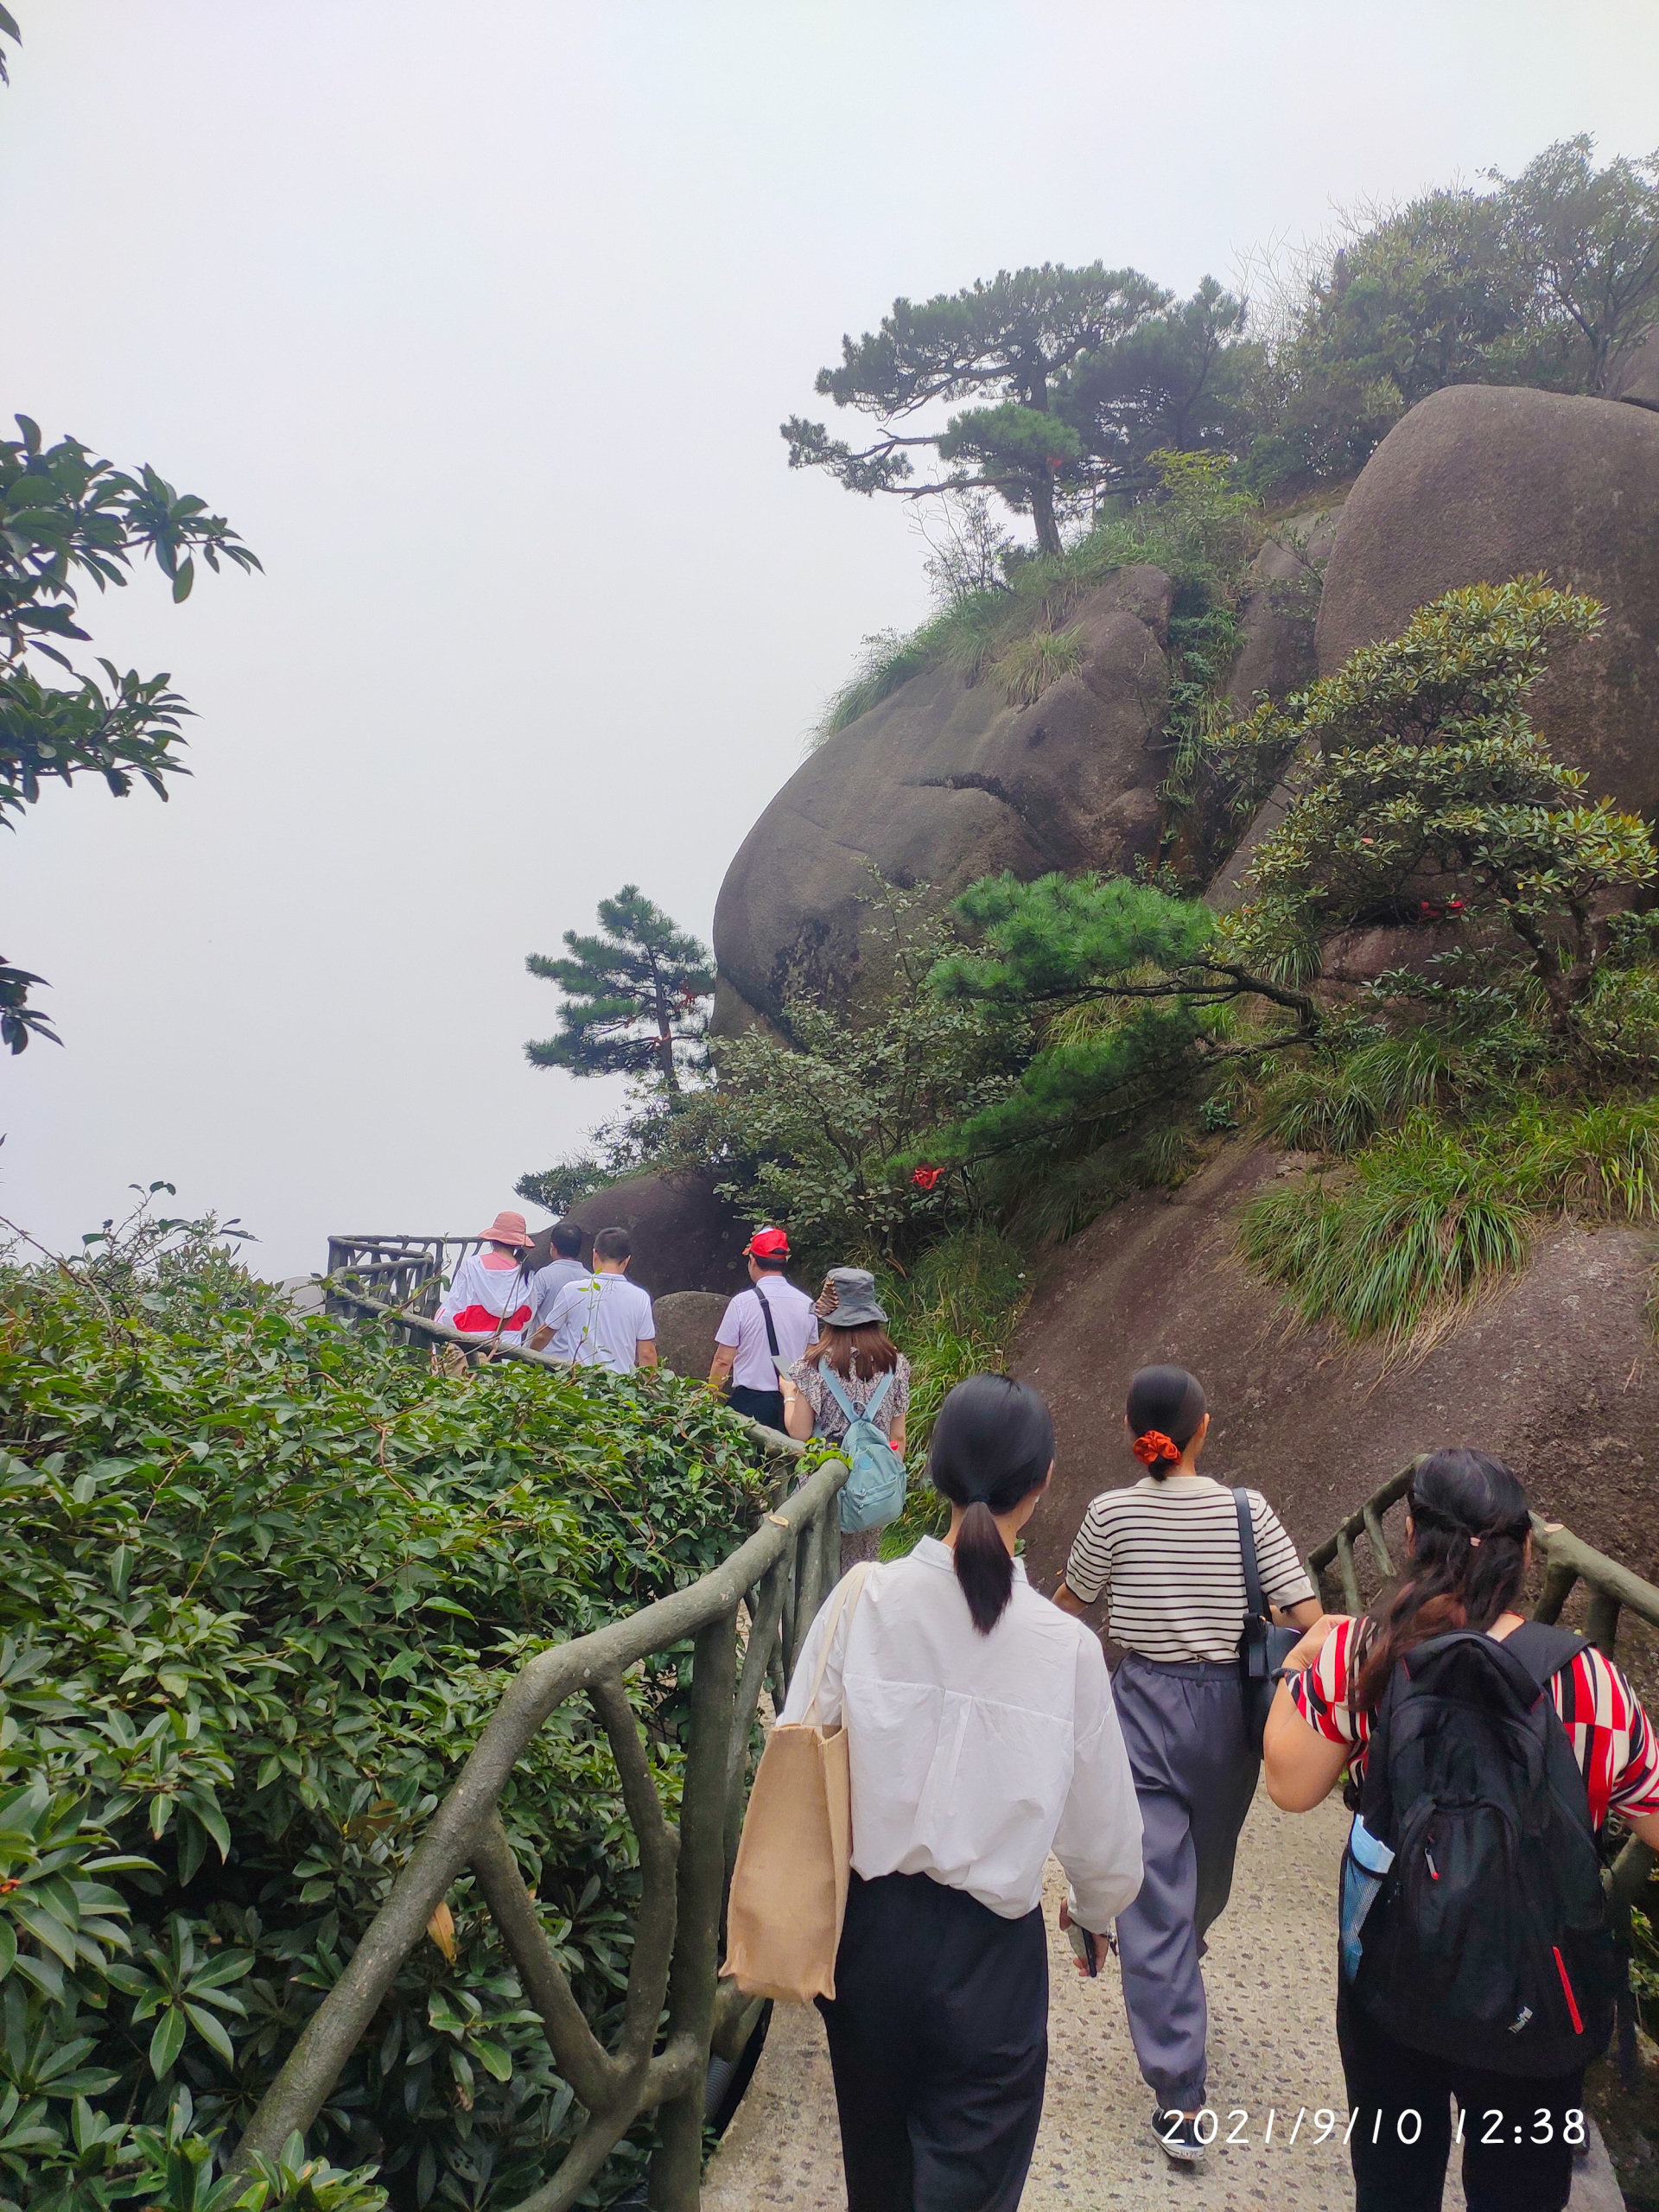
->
[[0, 1217, 774, 2210], [1215, 579, 1656, 1020], [874, 1230, 1032, 1558], [662, 884, 1026, 1268]]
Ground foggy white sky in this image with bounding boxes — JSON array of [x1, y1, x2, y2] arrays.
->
[[3, 2, 1656, 1278]]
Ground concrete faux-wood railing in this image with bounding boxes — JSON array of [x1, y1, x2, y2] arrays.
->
[[231, 1287, 847, 2212], [322, 1235, 483, 1319], [1306, 1459, 1659, 1919]]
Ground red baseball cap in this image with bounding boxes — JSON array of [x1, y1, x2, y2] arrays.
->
[[745, 1226, 790, 1259]]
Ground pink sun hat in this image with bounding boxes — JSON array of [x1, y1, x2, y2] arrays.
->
[[476, 1209, 532, 1249]]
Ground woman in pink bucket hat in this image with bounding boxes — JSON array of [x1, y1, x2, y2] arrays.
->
[[435, 1210, 537, 1350]]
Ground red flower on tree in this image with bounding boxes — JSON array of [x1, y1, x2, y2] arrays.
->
[[912, 1166, 944, 1191]]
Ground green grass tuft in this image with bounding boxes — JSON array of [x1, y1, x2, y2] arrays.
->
[[1241, 1096, 1659, 1342], [990, 626, 1085, 705]]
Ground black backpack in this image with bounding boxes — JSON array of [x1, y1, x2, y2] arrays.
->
[[1353, 1622, 1619, 2077]]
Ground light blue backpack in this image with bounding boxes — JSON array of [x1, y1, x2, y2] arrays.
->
[[819, 1368, 907, 1534]]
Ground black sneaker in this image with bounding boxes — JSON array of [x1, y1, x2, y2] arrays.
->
[[1153, 2107, 1205, 2164]]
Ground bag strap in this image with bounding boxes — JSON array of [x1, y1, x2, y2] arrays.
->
[[1493, 1619, 1590, 1689], [802, 1561, 874, 1724], [819, 1364, 893, 1430], [752, 1281, 791, 1380], [1233, 1487, 1268, 1624]]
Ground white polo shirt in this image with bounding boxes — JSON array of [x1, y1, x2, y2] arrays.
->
[[541, 1273, 656, 1373], [715, 1276, 817, 1391]]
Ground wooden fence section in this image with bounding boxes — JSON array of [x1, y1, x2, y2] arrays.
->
[[232, 1291, 844, 2212], [323, 1236, 483, 1319], [1306, 1458, 1659, 1913]]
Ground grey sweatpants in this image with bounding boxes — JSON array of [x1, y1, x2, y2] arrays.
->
[[1110, 1652, 1259, 2111]]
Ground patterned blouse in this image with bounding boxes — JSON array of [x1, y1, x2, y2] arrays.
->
[[1289, 1613, 1659, 1830], [787, 1352, 911, 1441]]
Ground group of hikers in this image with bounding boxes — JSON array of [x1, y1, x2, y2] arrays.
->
[[435, 1206, 1659, 2212]]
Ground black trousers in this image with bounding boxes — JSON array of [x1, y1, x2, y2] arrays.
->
[[728, 1383, 785, 1431], [1338, 1982, 1585, 2212], [817, 1872, 1047, 2212]]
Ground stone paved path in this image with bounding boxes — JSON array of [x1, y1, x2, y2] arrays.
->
[[704, 1789, 1624, 2212]]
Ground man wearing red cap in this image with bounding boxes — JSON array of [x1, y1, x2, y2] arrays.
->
[[708, 1227, 817, 1433]]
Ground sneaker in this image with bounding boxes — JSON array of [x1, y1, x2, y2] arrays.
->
[[1153, 2107, 1205, 2164]]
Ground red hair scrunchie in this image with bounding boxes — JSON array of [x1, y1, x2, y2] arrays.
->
[[1133, 1429, 1181, 1465]]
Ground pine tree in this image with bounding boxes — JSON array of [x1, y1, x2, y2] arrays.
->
[[524, 887, 714, 1094]]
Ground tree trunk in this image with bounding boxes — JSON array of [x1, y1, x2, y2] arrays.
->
[[1029, 471, 1062, 558]]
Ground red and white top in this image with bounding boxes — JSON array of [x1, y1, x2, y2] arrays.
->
[[1289, 1613, 1659, 1829], [435, 1251, 534, 1342]]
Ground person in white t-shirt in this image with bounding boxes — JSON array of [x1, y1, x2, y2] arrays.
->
[[706, 1225, 817, 1432], [526, 1218, 588, 1341], [530, 1225, 657, 1373]]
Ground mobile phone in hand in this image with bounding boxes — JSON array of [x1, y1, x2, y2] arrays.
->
[[1067, 1919, 1100, 1977]]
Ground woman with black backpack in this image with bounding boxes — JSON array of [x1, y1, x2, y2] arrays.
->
[[1265, 1448, 1659, 2212]]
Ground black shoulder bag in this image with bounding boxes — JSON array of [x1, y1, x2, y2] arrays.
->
[[1235, 1487, 1301, 1757], [752, 1281, 788, 1380]]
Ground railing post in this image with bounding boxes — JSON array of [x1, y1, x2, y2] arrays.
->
[[1586, 1589, 1622, 1658], [649, 1609, 738, 2212], [1534, 1557, 1579, 1624], [1334, 1529, 1362, 1613]]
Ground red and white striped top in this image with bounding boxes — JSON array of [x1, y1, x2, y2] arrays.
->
[[1289, 1613, 1659, 1829]]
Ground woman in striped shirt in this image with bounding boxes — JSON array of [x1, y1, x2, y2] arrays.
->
[[1053, 1364, 1319, 2164], [1265, 1449, 1659, 2212]]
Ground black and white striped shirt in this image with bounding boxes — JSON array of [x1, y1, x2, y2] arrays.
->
[[1064, 1474, 1313, 1663]]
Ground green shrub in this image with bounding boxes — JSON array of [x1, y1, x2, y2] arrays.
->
[[0, 1222, 774, 2210], [874, 1230, 1032, 1558]]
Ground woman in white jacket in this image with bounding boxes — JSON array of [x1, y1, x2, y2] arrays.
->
[[782, 1374, 1143, 2212]]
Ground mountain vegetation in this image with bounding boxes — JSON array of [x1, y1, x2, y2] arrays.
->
[[789, 134, 1659, 563], [0, 1202, 777, 2210]]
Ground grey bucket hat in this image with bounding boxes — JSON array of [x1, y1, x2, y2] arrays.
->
[[820, 1267, 887, 1328]]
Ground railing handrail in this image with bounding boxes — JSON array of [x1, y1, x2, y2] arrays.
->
[[326, 1281, 804, 1459], [232, 1286, 849, 2210]]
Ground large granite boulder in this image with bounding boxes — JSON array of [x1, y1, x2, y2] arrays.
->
[[652, 1290, 731, 1379], [1224, 504, 1342, 714], [565, 1170, 751, 1300], [713, 567, 1174, 1027], [1314, 383, 1659, 816], [1608, 322, 1659, 412]]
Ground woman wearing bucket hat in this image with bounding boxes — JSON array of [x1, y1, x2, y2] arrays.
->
[[434, 1211, 537, 1355], [782, 1268, 910, 1568]]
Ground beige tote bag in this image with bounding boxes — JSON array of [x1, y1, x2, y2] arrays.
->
[[722, 1564, 871, 2004]]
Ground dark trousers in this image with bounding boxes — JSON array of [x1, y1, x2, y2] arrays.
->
[[728, 1383, 785, 1431], [1338, 1981, 1584, 2212], [817, 1872, 1047, 2212]]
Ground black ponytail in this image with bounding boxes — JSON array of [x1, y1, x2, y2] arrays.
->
[[927, 1374, 1055, 1635], [1125, 1364, 1206, 1481], [1352, 1447, 1533, 1713]]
